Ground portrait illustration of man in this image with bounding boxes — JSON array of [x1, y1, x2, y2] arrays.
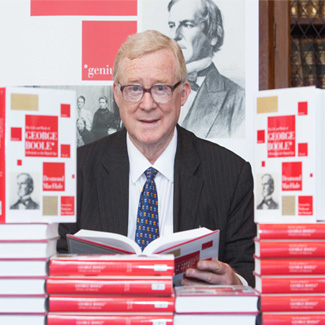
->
[[167, 0, 245, 139], [257, 174, 279, 210], [10, 173, 39, 210]]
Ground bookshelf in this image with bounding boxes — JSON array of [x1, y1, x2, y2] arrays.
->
[[259, 0, 325, 90]]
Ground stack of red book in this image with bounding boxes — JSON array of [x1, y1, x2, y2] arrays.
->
[[254, 223, 325, 325], [46, 254, 175, 324], [173, 285, 259, 325], [0, 223, 59, 325]]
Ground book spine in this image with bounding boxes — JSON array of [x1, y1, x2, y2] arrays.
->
[[291, 38, 304, 87], [0, 88, 5, 223], [259, 295, 325, 312], [256, 241, 325, 258], [315, 37, 325, 89], [256, 276, 325, 294], [46, 277, 173, 296], [321, 0, 325, 19], [256, 258, 325, 275], [290, 0, 299, 19], [48, 295, 175, 313], [47, 313, 174, 325], [300, 38, 317, 86], [258, 224, 325, 240], [49, 259, 174, 276], [299, 0, 320, 19], [260, 313, 325, 325]]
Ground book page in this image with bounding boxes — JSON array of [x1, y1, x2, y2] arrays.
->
[[71, 229, 141, 254], [144, 227, 212, 254]]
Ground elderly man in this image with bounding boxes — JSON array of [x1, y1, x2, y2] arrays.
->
[[168, 0, 245, 138], [58, 30, 255, 287], [10, 173, 39, 210]]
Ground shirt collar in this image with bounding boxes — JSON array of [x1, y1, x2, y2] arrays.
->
[[127, 128, 177, 184]]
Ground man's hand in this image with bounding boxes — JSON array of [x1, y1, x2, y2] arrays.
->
[[181, 260, 243, 286]]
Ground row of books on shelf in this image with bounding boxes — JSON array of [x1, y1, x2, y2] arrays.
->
[[291, 37, 325, 89], [291, 0, 325, 20]]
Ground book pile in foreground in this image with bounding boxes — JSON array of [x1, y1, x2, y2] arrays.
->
[[173, 285, 259, 325], [0, 223, 59, 325], [46, 254, 175, 324], [254, 223, 325, 325]]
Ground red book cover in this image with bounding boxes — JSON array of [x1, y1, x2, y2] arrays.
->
[[254, 239, 325, 258], [46, 276, 173, 296], [259, 312, 325, 325], [254, 257, 325, 275], [257, 223, 325, 240], [259, 294, 325, 312], [48, 254, 174, 277], [255, 274, 325, 294], [47, 313, 174, 325], [48, 295, 175, 313]]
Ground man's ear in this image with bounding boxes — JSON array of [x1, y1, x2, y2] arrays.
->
[[210, 37, 218, 46], [181, 81, 191, 106], [112, 83, 119, 103]]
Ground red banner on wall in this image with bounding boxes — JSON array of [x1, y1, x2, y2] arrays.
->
[[82, 21, 137, 81], [31, 0, 137, 16]]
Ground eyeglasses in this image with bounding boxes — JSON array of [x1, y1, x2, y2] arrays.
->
[[118, 81, 181, 103]]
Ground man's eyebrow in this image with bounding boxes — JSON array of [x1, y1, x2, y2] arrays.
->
[[168, 19, 196, 26]]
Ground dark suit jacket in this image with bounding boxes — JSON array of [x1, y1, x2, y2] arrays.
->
[[58, 125, 256, 286], [182, 64, 245, 138]]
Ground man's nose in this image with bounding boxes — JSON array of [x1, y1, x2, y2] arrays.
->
[[139, 91, 157, 110], [174, 25, 183, 41]]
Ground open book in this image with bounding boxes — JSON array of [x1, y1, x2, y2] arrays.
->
[[67, 227, 220, 286]]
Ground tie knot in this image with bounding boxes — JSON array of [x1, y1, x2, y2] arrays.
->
[[145, 167, 158, 181]]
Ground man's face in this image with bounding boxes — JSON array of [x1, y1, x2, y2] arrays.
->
[[261, 175, 273, 198], [168, 0, 214, 63], [77, 119, 85, 131], [113, 49, 190, 153], [17, 174, 32, 198], [77, 97, 85, 109], [99, 99, 107, 109]]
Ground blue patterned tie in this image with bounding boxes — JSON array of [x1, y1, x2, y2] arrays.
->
[[135, 167, 159, 251]]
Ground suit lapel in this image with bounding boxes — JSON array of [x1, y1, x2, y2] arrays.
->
[[183, 65, 228, 138], [173, 126, 204, 232], [97, 130, 130, 236]]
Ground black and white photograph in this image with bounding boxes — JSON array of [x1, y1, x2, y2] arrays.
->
[[40, 86, 123, 147], [256, 173, 280, 210], [142, 0, 246, 139], [10, 172, 40, 210]]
